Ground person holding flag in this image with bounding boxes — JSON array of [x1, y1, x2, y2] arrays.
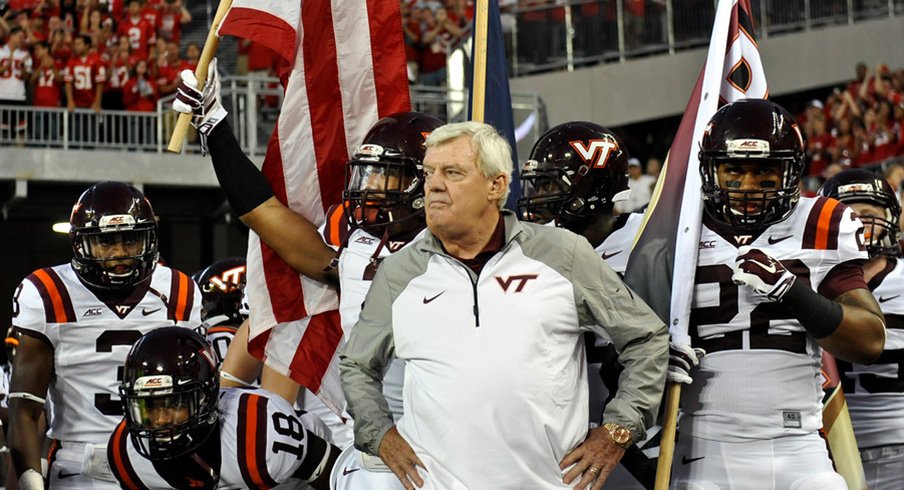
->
[[669, 98, 884, 489]]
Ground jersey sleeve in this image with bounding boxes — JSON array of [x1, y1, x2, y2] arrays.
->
[[805, 199, 870, 296], [167, 268, 202, 327], [12, 271, 64, 348], [319, 204, 349, 250], [235, 392, 332, 487]]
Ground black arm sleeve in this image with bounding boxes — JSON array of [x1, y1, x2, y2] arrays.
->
[[207, 121, 275, 216]]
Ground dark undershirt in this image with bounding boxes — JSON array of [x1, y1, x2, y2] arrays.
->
[[444, 214, 505, 275]]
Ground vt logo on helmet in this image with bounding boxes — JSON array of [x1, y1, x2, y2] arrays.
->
[[519, 121, 631, 231]]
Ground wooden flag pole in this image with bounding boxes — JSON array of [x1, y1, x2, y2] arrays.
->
[[166, 0, 234, 153], [470, 0, 489, 122], [654, 382, 681, 490]]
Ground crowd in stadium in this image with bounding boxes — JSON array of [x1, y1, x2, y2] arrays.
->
[[0, 0, 199, 113]]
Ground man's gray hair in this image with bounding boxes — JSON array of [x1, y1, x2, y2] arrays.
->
[[425, 121, 513, 209]]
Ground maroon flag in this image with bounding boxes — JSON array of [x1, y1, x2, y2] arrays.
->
[[218, 0, 411, 412]]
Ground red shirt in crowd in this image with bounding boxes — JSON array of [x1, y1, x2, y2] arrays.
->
[[157, 10, 183, 44], [32, 64, 62, 107], [122, 76, 157, 111], [117, 16, 156, 59], [64, 53, 106, 107]]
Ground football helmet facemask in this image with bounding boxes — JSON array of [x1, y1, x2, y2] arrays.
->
[[699, 99, 804, 231], [343, 112, 443, 236], [518, 121, 630, 231], [70, 182, 159, 290], [192, 257, 248, 328], [819, 168, 902, 258], [120, 327, 220, 460]]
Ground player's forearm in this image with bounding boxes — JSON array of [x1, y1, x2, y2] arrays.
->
[[817, 288, 885, 364], [7, 402, 43, 477]]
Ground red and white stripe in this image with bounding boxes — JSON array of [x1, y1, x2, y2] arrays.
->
[[219, 0, 411, 412]]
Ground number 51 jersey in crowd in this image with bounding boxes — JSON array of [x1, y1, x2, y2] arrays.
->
[[108, 388, 333, 489], [683, 196, 868, 442], [12, 263, 201, 444]]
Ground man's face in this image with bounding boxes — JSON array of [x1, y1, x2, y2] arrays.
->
[[423, 137, 500, 236], [88, 232, 144, 273], [142, 397, 191, 430], [849, 202, 888, 246], [715, 161, 783, 217], [347, 163, 415, 227], [73, 38, 88, 56]]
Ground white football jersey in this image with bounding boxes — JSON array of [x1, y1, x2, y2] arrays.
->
[[842, 256, 904, 449], [682, 196, 868, 442], [319, 205, 421, 420], [12, 264, 201, 443], [596, 212, 643, 275], [0, 45, 32, 101], [0, 363, 8, 410], [108, 388, 331, 489], [205, 323, 239, 366]]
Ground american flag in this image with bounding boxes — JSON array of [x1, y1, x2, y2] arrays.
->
[[218, 0, 411, 412]]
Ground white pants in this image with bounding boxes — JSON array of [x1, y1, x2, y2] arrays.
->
[[48, 442, 119, 490], [671, 432, 847, 490], [330, 445, 409, 490], [861, 444, 904, 490]]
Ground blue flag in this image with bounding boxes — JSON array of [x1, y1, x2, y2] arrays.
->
[[468, 0, 519, 210]]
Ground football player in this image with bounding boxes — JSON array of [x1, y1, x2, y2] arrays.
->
[[109, 327, 337, 489], [191, 257, 248, 364], [173, 60, 442, 488], [8, 182, 202, 490], [819, 168, 904, 490], [670, 99, 885, 489], [519, 122, 655, 489]]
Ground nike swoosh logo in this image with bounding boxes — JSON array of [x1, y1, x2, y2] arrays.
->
[[423, 291, 445, 304], [58, 471, 80, 479], [681, 456, 705, 465], [600, 250, 622, 260], [142, 307, 162, 316], [342, 467, 360, 476], [879, 295, 900, 303], [767, 235, 793, 245], [747, 259, 777, 274]]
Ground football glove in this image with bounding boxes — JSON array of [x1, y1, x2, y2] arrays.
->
[[732, 246, 797, 302], [667, 342, 705, 385], [172, 58, 227, 155]]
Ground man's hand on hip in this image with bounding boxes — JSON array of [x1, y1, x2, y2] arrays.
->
[[378, 426, 425, 490], [559, 426, 625, 490]]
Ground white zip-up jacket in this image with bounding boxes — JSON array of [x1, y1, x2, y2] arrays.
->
[[340, 211, 668, 489]]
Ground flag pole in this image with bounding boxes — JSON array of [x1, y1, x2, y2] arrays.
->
[[470, 0, 489, 122], [166, 0, 233, 153], [654, 383, 680, 489]]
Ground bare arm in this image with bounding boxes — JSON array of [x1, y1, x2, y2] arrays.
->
[[818, 288, 885, 363], [240, 198, 340, 286], [8, 333, 53, 480]]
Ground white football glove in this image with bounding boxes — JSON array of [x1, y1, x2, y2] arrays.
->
[[667, 342, 705, 385], [732, 246, 797, 302], [172, 58, 227, 154]]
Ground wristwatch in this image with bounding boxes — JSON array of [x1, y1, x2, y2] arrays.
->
[[602, 422, 634, 449]]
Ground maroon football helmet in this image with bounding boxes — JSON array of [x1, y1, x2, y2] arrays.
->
[[343, 112, 444, 236], [819, 168, 902, 258], [70, 181, 159, 290], [120, 327, 219, 460], [192, 257, 247, 327], [699, 99, 805, 231], [519, 121, 630, 232]]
